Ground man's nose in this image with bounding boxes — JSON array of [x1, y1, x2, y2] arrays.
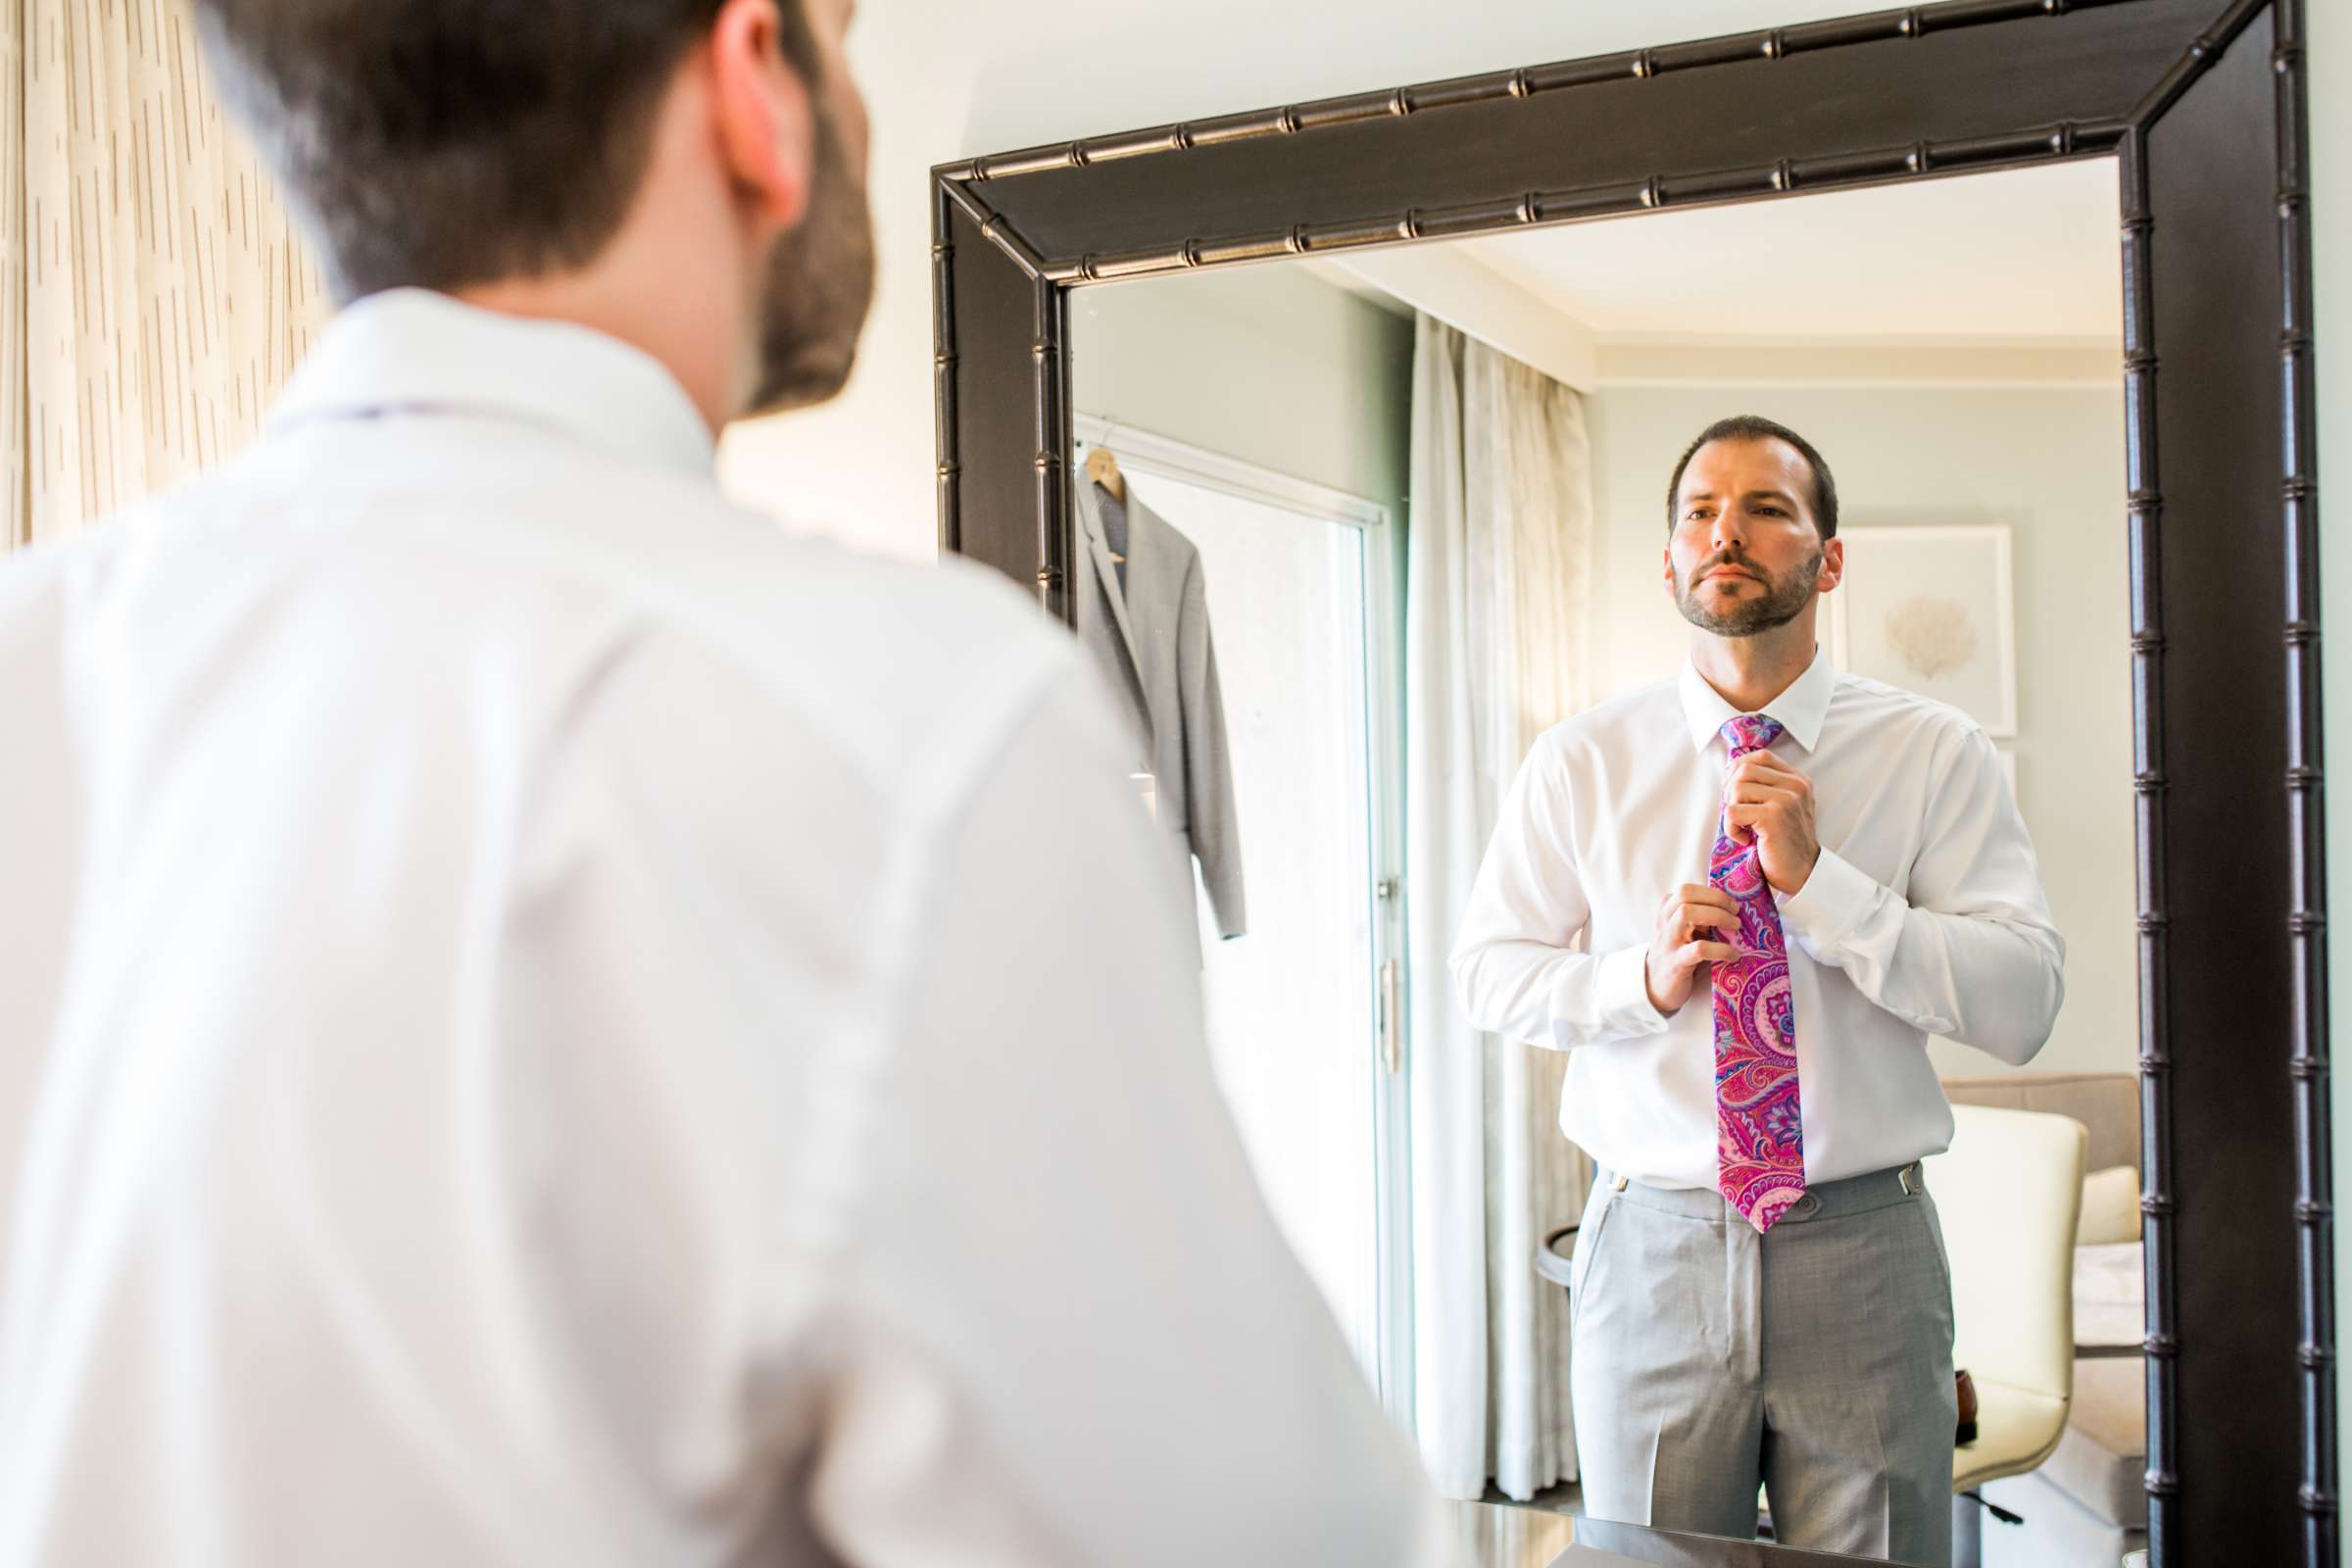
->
[[1710, 509, 1749, 552]]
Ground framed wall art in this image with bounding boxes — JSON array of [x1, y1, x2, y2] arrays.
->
[[1827, 523, 2019, 737]]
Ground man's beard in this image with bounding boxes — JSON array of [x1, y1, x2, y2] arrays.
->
[[1675, 548, 1823, 637], [743, 105, 876, 417]]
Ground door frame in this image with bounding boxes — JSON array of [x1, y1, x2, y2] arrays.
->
[[1072, 416, 1417, 1416]]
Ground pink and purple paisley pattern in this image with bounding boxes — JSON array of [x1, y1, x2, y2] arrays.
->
[[1712, 713, 1806, 1234]]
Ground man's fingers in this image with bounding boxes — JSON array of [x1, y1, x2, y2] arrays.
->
[[1677, 883, 1736, 908], [1676, 903, 1737, 932], [1724, 781, 1801, 808], [1680, 940, 1740, 967], [1731, 752, 1808, 783]]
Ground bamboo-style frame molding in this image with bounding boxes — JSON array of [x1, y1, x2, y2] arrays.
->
[[939, 10, 2142, 295], [931, 1, 2328, 1559], [2276, 0, 2334, 1550]]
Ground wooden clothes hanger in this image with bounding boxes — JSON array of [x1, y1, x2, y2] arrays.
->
[[1084, 443, 1127, 505]]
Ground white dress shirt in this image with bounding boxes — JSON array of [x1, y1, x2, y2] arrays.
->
[[0, 290, 1458, 1567], [1450, 650, 2064, 1191]]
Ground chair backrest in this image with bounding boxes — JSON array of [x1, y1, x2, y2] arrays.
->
[[1921, 1103, 2088, 1403], [1940, 1071, 2138, 1177]]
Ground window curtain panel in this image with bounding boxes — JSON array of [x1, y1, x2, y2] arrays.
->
[[1405, 313, 1596, 1501], [4, 0, 322, 552]]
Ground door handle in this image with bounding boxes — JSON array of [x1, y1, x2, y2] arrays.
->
[[1380, 956, 1403, 1075]]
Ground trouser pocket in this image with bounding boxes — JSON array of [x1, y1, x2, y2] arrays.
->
[[1568, 1180, 1620, 1330]]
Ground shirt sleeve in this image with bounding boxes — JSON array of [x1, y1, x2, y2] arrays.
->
[[1448, 734, 1670, 1050], [826, 663, 1463, 1568], [1775, 722, 2066, 1065]]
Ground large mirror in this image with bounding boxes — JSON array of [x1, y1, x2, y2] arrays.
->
[[1062, 160, 2144, 1567]]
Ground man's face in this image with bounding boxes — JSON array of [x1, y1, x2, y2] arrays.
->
[[744, 0, 875, 416], [1665, 437, 1838, 638]]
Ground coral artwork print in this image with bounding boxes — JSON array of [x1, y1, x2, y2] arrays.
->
[[1882, 595, 1979, 680]]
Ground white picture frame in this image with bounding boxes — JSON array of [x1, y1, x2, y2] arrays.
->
[[1826, 524, 2018, 738]]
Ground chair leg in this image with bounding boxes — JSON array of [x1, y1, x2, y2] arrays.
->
[[1952, 1493, 1983, 1568]]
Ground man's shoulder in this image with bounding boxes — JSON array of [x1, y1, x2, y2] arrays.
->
[[1533, 674, 1683, 758], [0, 503, 138, 599], [1827, 668, 1986, 746], [606, 515, 1084, 790], [17, 459, 1082, 822], [0, 503, 155, 664], [737, 520, 1067, 677]]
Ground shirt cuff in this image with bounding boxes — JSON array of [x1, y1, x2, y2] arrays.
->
[[1593, 943, 1671, 1037], [1775, 846, 1884, 960]]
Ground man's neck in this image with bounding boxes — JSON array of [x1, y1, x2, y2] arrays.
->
[[456, 270, 739, 435], [1689, 619, 1818, 714]]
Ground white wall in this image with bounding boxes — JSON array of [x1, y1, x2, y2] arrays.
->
[[1586, 384, 2133, 1082], [1068, 264, 1412, 511]]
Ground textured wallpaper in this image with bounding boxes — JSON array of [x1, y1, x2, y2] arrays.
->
[[6, 0, 324, 551]]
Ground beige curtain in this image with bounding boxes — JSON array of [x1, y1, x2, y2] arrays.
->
[[1406, 315, 1597, 1501], [5, 0, 324, 552]]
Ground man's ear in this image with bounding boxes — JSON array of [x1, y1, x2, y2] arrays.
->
[[709, 0, 814, 226], [1816, 536, 1845, 595]]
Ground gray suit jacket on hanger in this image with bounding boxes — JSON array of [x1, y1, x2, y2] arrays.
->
[[1072, 475, 1247, 943]]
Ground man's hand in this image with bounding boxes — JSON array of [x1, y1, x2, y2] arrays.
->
[[1643, 883, 1740, 1014], [1724, 751, 1822, 896]]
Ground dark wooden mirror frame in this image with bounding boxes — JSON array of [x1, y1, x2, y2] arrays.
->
[[929, 0, 2328, 1559]]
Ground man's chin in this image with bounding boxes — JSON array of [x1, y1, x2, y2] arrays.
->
[[1678, 596, 1787, 638]]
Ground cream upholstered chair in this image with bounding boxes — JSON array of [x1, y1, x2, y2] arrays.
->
[[1743, 1102, 2087, 1556], [1925, 1105, 2090, 1501], [1947, 1074, 2147, 1564]]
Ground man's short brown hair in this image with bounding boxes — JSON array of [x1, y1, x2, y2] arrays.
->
[[196, 0, 817, 300], [1665, 415, 1840, 541]]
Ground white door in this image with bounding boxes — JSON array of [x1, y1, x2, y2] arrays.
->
[[1091, 428, 1410, 1410]]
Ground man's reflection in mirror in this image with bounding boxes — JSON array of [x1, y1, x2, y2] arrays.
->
[[1451, 416, 2064, 1565]]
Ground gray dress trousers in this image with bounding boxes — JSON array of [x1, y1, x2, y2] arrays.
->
[[1568, 1160, 1959, 1566]]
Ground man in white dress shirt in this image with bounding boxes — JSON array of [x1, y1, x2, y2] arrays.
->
[[1451, 416, 2064, 1564], [0, 2, 1460, 1564]]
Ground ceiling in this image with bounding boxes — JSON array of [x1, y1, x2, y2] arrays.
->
[[1451, 158, 2124, 345]]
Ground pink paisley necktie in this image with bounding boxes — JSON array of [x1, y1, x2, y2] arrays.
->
[[1711, 713, 1806, 1234]]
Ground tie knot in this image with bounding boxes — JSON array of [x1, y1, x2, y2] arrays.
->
[[1721, 713, 1785, 760]]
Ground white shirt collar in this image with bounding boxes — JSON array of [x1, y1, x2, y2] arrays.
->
[[265, 288, 715, 477], [1677, 644, 1836, 755]]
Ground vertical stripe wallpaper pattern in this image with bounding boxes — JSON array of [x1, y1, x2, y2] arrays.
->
[[5, 0, 323, 552]]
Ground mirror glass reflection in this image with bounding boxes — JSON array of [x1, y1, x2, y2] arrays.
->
[[1066, 160, 2141, 1567]]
